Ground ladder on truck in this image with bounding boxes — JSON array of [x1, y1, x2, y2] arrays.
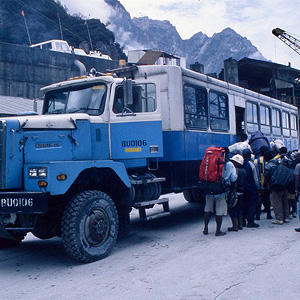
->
[[133, 198, 170, 221]]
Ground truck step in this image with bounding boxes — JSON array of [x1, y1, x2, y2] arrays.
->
[[133, 198, 170, 221]]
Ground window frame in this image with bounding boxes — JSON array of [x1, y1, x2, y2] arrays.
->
[[183, 83, 208, 130], [112, 83, 157, 114], [260, 104, 271, 135], [246, 101, 259, 133], [282, 110, 291, 137], [271, 108, 282, 137], [291, 113, 298, 138]]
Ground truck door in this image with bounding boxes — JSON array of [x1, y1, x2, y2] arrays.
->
[[110, 82, 163, 160]]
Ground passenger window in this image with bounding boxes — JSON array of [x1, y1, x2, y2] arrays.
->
[[260, 105, 271, 135], [246, 101, 259, 133], [184, 84, 208, 130], [272, 109, 281, 136], [209, 91, 229, 131], [282, 111, 290, 137], [291, 114, 298, 138], [113, 83, 156, 113]]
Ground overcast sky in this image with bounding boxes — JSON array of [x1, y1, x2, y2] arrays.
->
[[60, 0, 300, 70]]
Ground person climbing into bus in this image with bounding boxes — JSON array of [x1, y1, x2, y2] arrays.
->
[[202, 148, 237, 236]]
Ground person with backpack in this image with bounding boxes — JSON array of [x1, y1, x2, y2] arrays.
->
[[201, 147, 237, 236], [294, 161, 300, 232], [242, 148, 261, 228], [264, 151, 290, 225], [254, 146, 272, 220], [228, 154, 246, 232]]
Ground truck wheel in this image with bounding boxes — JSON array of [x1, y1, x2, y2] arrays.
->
[[61, 190, 118, 263], [0, 231, 27, 248]]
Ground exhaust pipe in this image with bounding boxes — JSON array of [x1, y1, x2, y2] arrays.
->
[[74, 59, 87, 76]]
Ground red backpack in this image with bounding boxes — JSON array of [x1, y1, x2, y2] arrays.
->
[[199, 147, 226, 195]]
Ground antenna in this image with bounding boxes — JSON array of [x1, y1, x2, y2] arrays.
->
[[21, 10, 31, 45], [85, 16, 93, 52], [57, 11, 63, 40]]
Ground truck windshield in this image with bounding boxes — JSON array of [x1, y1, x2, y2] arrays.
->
[[44, 83, 107, 115]]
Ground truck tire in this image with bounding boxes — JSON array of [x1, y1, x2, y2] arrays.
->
[[183, 189, 205, 203], [0, 231, 26, 248], [61, 190, 118, 263]]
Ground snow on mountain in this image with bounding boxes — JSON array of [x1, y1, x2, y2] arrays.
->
[[105, 0, 266, 73]]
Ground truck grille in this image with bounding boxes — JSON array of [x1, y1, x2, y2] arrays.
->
[[0, 121, 6, 189]]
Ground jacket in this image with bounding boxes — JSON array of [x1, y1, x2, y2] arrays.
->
[[254, 156, 266, 188], [263, 159, 278, 190], [236, 166, 247, 193], [244, 158, 261, 191]]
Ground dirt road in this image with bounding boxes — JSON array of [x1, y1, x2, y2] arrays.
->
[[1, 193, 300, 300]]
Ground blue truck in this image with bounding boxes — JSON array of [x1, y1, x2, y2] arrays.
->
[[0, 62, 298, 262]]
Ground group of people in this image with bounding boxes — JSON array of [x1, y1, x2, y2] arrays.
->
[[202, 132, 300, 236]]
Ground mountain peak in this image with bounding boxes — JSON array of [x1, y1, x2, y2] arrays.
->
[[105, 1, 266, 73]]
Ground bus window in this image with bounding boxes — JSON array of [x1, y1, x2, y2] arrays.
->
[[209, 91, 229, 131], [184, 84, 208, 130], [272, 108, 281, 136], [260, 105, 271, 135], [113, 83, 156, 113], [246, 101, 259, 133], [282, 111, 290, 137], [291, 114, 298, 138]]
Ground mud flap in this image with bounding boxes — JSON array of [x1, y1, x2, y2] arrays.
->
[[0, 226, 15, 240]]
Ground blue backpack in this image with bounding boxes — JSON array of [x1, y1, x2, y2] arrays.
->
[[249, 131, 270, 157]]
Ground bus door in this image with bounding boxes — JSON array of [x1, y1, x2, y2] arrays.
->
[[235, 106, 245, 142]]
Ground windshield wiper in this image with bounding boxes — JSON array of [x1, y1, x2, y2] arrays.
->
[[67, 107, 100, 113]]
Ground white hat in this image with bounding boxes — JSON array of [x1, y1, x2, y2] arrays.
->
[[230, 154, 244, 166]]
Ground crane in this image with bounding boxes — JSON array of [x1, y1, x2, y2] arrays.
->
[[272, 27, 300, 56]]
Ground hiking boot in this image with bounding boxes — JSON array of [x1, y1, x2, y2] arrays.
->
[[228, 218, 238, 232], [228, 226, 238, 232], [215, 231, 226, 236], [203, 228, 208, 235], [267, 213, 273, 220], [295, 227, 300, 232], [255, 215, 260, 221], [287, 215, 293, 220], [272, 220, 284, 225], [247, 222, 259, 228], [293, 213, 297, 218], [283, 219, 290, 223]]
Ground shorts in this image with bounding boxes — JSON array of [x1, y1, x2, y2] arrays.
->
[[205, 193, 228, 216]]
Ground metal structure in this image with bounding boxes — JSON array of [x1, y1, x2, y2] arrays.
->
[[272, 28, 300, 56]]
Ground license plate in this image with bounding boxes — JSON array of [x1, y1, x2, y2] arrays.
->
[[0, 192, 48, 213]]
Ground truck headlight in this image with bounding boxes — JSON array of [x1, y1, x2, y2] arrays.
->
[[28, 167, 47, 178]]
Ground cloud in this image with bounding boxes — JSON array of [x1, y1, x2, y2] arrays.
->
[[59, 0, 300, 69], [59, 0, 112, 23]]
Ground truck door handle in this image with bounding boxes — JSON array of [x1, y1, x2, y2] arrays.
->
[[10, 129, 15, 158]]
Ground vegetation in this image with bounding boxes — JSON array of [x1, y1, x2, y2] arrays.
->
[[0, 0, 126, 60]]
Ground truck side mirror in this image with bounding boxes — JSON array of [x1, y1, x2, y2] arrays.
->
[[123, 79, 133, 105]]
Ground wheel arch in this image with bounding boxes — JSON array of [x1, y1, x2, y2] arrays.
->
[[67, 167, 133, 208]]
